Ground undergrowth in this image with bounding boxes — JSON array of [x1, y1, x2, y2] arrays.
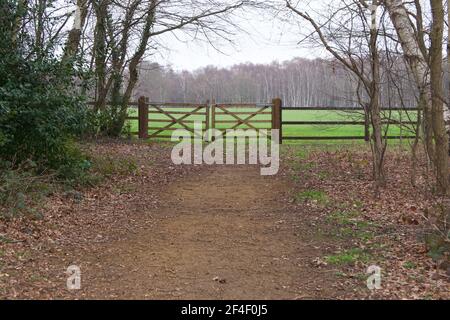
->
[[0, 141, 138, 220]]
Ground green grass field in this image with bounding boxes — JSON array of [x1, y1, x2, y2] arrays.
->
[[126, 108, 418, 144]]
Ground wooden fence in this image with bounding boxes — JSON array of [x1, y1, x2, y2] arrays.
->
[[282, 106, 418, 142], [101, 97, 418, 144]]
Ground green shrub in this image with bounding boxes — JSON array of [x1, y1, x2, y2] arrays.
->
[[54, 140, 99, 186], [0, 6, 93, 171], [0, 55, 90, 168], [0, 1, 126, 219]]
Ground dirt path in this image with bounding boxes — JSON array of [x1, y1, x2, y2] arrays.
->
[[2, 143, 448, 299], [76, 165, 342, 300]]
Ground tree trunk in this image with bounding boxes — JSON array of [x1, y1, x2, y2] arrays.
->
[[370, 1, 386, 188], [93, 0, 108, 112], [62, 0, 89, 63], [122, 0, 157, 108], [12, 0, 28, 48], [35, 0, 47, 52], [384, 0, 435, 161], [429, 0, 449, 195], [447, 0, 450, 153]]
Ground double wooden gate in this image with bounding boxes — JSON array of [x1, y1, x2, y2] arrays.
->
[[131, 97, 282, 143]]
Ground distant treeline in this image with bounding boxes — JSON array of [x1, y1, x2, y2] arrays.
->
[[133, 57, 418, 108]]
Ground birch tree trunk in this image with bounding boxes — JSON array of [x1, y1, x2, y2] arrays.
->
[[62, 0, 89, 63], [384, 0, 435, 160]]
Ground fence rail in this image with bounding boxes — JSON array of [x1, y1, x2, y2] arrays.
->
[[91, 98, 419, 143], [282, 106, 418, 142]]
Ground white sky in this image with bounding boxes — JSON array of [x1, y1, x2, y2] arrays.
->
[[151, 7, 323, 71]]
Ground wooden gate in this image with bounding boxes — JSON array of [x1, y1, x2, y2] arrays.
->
[[211, 100, 280, 139], [135, 97, 210, 140], [134, 97, 282, 143]]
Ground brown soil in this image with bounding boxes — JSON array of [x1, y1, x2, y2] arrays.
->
[[69, 165, 343, 299]]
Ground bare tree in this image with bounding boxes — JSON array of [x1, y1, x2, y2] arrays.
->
[[429, 0, 449, 194], [84, 0, 247, 134], [285, 0, 388, 188], [383, 0, 449, 195]]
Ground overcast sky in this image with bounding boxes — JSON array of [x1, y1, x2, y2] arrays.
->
[[151, 6, 324, 71]]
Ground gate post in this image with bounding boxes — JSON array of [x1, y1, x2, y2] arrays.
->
[[205, 100, 210, 142], [211, 99, 217, 142], [272, 98, 283, 144], [138, 96, 149, 139]]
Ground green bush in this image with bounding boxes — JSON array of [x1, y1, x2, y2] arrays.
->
[[97, 104, 129, 137], [0, 6, 92, 173], [0, 1, 128, 219], [0, 55, 90, 168]]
